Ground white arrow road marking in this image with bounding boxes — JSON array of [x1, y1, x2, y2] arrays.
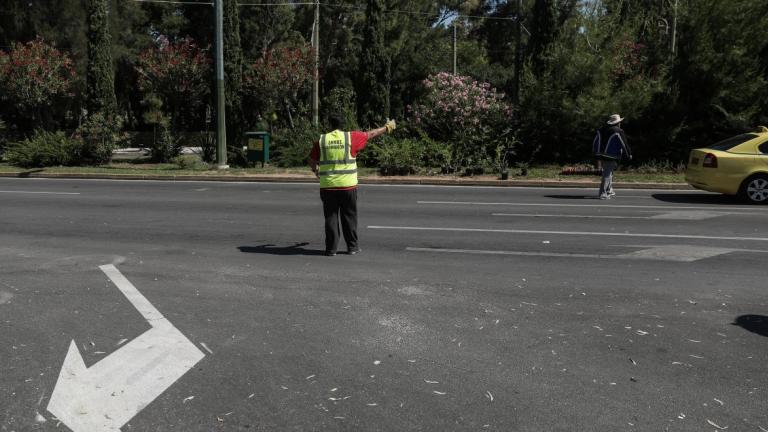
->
[[648, 211, 732, 220], [47, 264, 205, 432], [615, 245, 758, 262]]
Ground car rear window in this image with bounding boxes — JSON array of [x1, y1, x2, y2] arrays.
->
[[709, 133, 759, 151]]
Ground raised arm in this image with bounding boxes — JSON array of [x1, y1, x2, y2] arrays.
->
[[366, 119, 397, 140]]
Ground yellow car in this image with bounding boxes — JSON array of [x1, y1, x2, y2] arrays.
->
[[685, 126, 768, 203]]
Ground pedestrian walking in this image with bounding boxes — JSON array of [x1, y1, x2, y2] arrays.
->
[[309, 115, 396, 256], [592, 114, 632, 199]]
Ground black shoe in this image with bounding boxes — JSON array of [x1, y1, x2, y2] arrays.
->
[[325, 251, 337, 256], [347, 247, 361, 255]]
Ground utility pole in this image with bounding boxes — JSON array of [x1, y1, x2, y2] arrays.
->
[[452, 21, 457, 75], [670, 0, 678, 55], [214, 0, 228, 169], [312, 0, 320, 126], [513, 0, 522, 106]]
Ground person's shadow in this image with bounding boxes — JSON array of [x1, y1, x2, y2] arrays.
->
[[732, 315, 768, 337], [238, 242, 326, 256]]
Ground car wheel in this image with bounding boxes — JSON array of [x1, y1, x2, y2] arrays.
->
[[740, 174, 768, 204]]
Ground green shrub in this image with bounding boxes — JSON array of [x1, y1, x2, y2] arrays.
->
[[271, 118, 322, 167], [172, 154, 209, 170], [77, 111, 123, 165], [6, 130, 84, 168], [368, 136, 424, 175], [151, 120, 181, 163]]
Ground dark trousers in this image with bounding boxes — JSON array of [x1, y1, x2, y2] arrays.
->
[[320, 188, 358, 253]]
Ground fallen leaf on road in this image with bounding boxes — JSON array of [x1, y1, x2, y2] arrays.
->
[[706, 419, 728, 429]]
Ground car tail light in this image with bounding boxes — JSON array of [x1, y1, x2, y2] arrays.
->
[[703, 153, 718, 168]]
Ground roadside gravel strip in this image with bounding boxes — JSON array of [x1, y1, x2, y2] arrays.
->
[[0, 171, 692, 189]]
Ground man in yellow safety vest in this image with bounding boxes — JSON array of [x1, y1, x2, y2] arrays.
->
[[309, 114, 396, 256]]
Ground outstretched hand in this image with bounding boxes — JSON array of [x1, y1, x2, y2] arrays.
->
[[385, 119, 397, 134]]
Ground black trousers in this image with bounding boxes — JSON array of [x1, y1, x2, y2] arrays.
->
[[320, 188, 358, 253]]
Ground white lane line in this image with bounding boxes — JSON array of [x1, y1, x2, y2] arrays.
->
[[493, 213, 649, 220], [0, 190, 80, 195], [369, 225, 768, 242], [418, 201, 761, 211], [493, 210, 733, 221], [407, 247, 607, 259]]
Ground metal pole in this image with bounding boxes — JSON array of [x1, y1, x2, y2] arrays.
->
[[452, 22, 457, 75], [514, 0, 522, 106], [214, 0, 228, 169], [312, 0, 319, 126]]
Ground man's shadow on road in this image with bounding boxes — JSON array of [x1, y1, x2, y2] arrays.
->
[[733, 315, 768, 338], [238, 242, 325, 256]]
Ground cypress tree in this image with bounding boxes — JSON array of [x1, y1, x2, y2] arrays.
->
[[86, 0, 117, 117], [357, 0, 390, 128], [223, 0, 243, 155], [528, 0, 558, 76]]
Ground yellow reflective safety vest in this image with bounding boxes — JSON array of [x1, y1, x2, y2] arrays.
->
[[318, 130, 358, 188]]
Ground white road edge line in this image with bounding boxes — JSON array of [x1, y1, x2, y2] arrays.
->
[[0, 190, 80, 195], [369, 226, 768, 242], [418, 201, 761, 211]]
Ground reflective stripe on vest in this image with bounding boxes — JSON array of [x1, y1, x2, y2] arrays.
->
[[319, 130, 357, 188]]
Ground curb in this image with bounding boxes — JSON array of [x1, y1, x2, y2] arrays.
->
[[0, 171, 693, 190]]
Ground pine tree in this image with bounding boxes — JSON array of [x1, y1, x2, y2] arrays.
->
[[86, 0, 117, 117], [357, 0, 390, 128], [223, 0, 243, 154]]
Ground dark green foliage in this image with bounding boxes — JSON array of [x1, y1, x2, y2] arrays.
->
[[366, 135, 452, 176], [357, 0, 390, 128], [324, 87, 359, 131], [270, 118, 322, 167], [6, 130, 84, 168], [1, 0, 768, 169], [86, 0, 117, 117], [528, 0, 558, 75]]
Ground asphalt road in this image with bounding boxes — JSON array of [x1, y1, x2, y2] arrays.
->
[[1, 178, 766, 432]]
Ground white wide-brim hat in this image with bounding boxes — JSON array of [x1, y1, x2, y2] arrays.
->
[[607, 114, 624, 125]]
